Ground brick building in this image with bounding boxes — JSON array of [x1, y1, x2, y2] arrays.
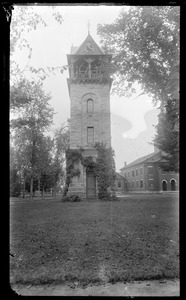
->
[[120, 150, 179, 192], [66, 33, 113, 199]]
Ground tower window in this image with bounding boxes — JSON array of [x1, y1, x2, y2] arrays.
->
[[87, 127, 94, 145], [87, 99, 94, 113]]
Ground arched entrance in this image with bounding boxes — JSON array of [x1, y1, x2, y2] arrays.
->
[[162, 180, 167, 191], [170, 179, 177, 191]]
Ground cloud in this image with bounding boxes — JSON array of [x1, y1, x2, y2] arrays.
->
[[110, 95, 158, 139]]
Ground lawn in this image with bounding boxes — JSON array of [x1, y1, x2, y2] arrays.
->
[[10, 193, 179, 286]]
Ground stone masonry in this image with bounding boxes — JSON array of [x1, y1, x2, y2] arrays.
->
[[66, 33, 112, 199]]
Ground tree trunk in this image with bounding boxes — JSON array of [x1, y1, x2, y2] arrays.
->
[[53, 186, 56, 199], [38, 177, 41, 197], [42, 185, 44, 200], [22, 176, 25, 198], [30, 177, 33, 200]]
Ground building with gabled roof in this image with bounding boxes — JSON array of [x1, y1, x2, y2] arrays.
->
[[120, 150, 179, 192]]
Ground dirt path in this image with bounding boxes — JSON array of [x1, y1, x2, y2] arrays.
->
[[12, 279, 179, 296]]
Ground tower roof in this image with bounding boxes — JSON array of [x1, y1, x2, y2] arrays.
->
[[71, 33, 104, 55]]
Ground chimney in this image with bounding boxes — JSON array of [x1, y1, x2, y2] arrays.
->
[[124, 161, 127, 167]]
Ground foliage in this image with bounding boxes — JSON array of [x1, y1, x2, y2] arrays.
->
[[97, 6, 180, 104], [10, 168, 21, 197], [10, 79, 54, 123], [81, 156, 96, 171], [94, 143, 116, 200], [154, 99, 179, 172], [10, 79, 54, 198], [63, 148, 82, 197], [10, 5, 66, 85], [62, 194, 82, 202], [98, 6, 179, 171], [63, 143, 116, 200]]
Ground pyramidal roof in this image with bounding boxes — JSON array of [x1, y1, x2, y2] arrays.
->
[[70, 33, 104, 55]]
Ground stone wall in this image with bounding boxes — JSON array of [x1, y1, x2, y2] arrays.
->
[[69, 82, 111, 149]]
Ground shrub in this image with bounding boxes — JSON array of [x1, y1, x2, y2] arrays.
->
[[100, 194, 119, 201], [62, 194, 82, 202]]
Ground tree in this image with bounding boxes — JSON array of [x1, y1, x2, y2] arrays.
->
[[98, 6, 179, 102], [52, 123, 70, 197], [10, 146, 22, 197], [10, 79, 54, 199], [98, 6, 179, 171], [33, 135, 54, 198], [153, 99, 179, 172], [10, 5, 66, 85]]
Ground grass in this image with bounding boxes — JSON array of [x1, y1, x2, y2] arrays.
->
[[10, 193, 179, 286]]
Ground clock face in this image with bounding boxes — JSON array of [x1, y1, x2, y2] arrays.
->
[[85, 42, 95, 53]]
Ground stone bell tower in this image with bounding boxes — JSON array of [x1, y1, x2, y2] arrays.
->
[[66, 32, 112, 199]]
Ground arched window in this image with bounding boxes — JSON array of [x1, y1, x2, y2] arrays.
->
[[162, 180, 167, 191], [170, 179, 177, 191], [87, 99, 94, 113], [118, 181, 121, 188]]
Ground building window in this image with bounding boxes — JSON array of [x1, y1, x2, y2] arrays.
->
[[124, 172, 126, 177], [136, 168, 138, 176], [118, 181, 121, 188], [140, 180, 143, 187], [132, 181, 134, 188], [128, 181, 130, 188], [87, 99, 94, 113], [136, 180, 138, 187], [148, 166, 153, 174], [87, 127, 94, 145], [128, 171, 130, 177], [132, 170, 134, 177], [140, 167, 143, 175]]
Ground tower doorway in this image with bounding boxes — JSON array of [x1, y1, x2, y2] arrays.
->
[[86, 169, 96, 198]]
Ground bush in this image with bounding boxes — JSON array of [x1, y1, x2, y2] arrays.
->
[[10, 182, 21, 197], [100, 194, 119, 201], [62, 194, 82, 202], [109, 195, 119, 201]]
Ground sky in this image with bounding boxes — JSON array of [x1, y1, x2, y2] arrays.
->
[[11, 4, 160, 172]]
